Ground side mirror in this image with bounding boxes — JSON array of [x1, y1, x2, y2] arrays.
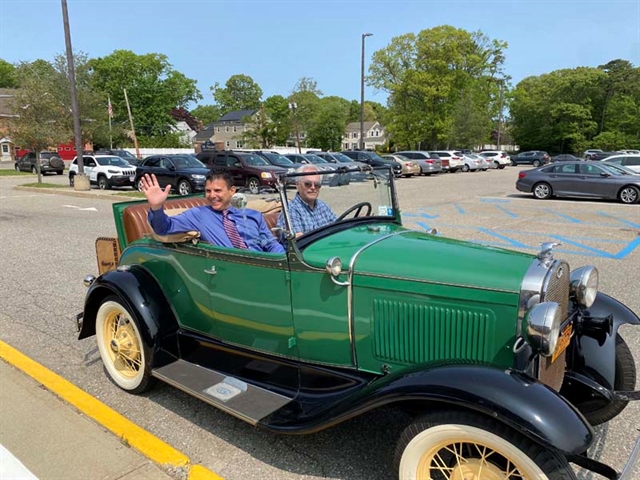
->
[[167, 165, 176, 171]]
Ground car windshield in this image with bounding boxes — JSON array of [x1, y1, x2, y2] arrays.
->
[[95, 156, 130, 167], [242, 154, 270, 166], [171, 155, 206, 168], [277, 167, 397, 233], [303, 154, 330, 164], [115, 150, 136, 159], [261, 153, 294, 166], [364, 152, 386, 162], [601, 163, 637, 175], [331, 153, 356, 163]]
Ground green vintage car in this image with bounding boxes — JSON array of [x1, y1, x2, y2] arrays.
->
[[77, 166, 639, 480]]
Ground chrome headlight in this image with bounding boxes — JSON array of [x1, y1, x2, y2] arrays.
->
[[570, 266, 598, 308], [525, 302, 562, 356], [260, 172, 273, 179], [190, 174, 206, 180]]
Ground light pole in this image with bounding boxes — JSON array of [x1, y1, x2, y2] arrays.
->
[[288, 101, 301, 153], [360, 33, 373, 151]]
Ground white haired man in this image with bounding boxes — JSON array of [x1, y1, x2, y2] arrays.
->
[[277, 165, 337, 237]]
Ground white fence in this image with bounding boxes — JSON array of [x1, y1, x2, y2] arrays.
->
[[122, 148, 195, 158]]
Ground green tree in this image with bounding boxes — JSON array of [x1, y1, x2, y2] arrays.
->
[[88, 50, 201, 139], [0, 59, 17, 88], [7, 61, 71, 183], [210, 74, 263, 115], [289, 77, 323, 147], [307, 97, 349, 151], [368, 26, 507, 150], [191, 104, 222, 126], [263, 95, 292, 145], [242, 107, 277, 148]]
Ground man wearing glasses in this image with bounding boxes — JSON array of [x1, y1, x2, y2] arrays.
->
[[278, 165, 337, 237]]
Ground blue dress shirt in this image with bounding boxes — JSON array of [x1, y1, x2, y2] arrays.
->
[[148, 205, 285, 253]]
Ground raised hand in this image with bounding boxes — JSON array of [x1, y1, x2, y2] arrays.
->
[[139, 174, 171, 210]]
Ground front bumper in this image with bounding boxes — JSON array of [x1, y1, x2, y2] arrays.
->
[[108, 175, 135, 187]]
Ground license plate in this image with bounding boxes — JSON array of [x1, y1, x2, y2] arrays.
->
[[129, 176, 135, 182], [552, 324, 572, 363]]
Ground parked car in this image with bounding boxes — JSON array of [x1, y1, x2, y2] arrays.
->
[[511, 150, 550, 167], [430, 151, 464, 172], [341, 150, 403, 176], [395, 151, 444, 175], [313, 152, 368, 182], [589, 151, 618, 161], [617, 149, 640, 155], [479, 150, 511, 169], [515, 160, 640, 204], [69, 155, 137, 189], [458, 153, 483, 172], [78, 165, 639, 480], [197, 151, 287, 194], [285, 153, 344, 185], [467, 153, 490, 171], [134, 154, 209, 195], [550, 154, 582, 163], [382, 154, 421, 177], [601, 154, 640, 173], [95, 149, 141, 166], [583, 149, 603, 160], [15, 151, 65, 175]]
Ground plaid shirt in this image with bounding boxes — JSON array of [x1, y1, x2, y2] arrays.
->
[[277, 193, 337, 235]]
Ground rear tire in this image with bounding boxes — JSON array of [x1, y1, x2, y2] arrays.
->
[[95, 296, 156, 394], [69, 174, 75, 187], [462, 164, 469, 172], [533, 182, 552, 199], [395, 410, 574, 480], [533, 159, 541, 167], [583, 334, 636, 425], [618, 185, 639, 204]]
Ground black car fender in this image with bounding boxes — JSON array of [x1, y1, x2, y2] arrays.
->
[[267, 364, 593, 455], [567, 292, 640, 389], [78, 265, 180, 363]]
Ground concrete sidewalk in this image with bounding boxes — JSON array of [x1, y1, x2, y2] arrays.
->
[[0, 342, 222, 480], [0, 361, 179, 480]]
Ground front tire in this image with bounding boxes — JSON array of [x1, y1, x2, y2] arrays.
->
[[533, 182, 553, 199], [618, 185, 639, 204], [31, 166, 37, 174], [247, 177, 260, 194], [95, 296, 155, 394], [533, 159, 541, 167], [395, 410, 574, 480], [97, 176, 110, 190], [583, 334, 636, 425], [69, 174, 75, 187], [178, 179, 192, 195]]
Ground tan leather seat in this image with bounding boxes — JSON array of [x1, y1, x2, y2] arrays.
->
[[122, 197, 282, 245]]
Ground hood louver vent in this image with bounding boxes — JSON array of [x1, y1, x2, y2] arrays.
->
[[373, 300, 495, 364]]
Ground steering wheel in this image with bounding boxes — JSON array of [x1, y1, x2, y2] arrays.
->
[[337, 202, 372, 221]]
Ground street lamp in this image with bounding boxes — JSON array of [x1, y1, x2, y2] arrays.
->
[[360, 33, 373, 151], [288, 101, 302, 154]]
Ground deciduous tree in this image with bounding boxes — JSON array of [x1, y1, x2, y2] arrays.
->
[[210, 74, 262, 115]]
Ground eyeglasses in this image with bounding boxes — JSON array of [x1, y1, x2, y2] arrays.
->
[[302, 181, 322, 189]]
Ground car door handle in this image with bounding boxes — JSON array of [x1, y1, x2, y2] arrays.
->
[[204, 266, 217, 275]]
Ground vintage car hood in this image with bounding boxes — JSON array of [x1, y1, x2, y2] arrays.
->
[[302, 225, 534, 293]]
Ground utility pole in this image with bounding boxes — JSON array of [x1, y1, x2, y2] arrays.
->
[[496, 80, 504, 151], [123, 88, 140, 158], [360, 33, 373, 150], [61, 0, 88, 189]]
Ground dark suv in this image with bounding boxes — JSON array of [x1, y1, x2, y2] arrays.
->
[[15, 151, 65, 175], [341, 150, 403, 176], [95, 149, 141, 166], [196, 150, 287, 194], [134, 154, 210, 195], [511, 151, 550, 167]]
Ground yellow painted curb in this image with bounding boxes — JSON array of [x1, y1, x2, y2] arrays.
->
[[0, 340, 223, 480]]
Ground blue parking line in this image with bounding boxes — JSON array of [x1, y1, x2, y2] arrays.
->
[[543, 209, 583, 223], [494, 205, 518, 218], [550, 235, 615, 259], [613, 236, 640, 259], [453, 203, 465, 214], [477, 228, 528, 248], [417, 221, 431, 231], [597, 212, 640, 229], [480, 198, 511, 203]]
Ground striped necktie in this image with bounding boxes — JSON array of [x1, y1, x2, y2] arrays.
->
[[222, 210, 247, 249]]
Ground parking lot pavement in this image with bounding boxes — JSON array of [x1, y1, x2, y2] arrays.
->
[[402, 196, 640, 260]]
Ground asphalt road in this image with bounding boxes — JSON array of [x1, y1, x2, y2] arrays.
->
[[0, 166, 638, 480]]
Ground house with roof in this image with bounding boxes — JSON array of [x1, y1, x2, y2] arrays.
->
[[214, 109, 258, 150], [342, 121, 387, 151], [0, 88, 19, 161]]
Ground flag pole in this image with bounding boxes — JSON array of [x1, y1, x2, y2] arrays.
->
[[123, 88, 140, 158], [107, 94, 113, 149]]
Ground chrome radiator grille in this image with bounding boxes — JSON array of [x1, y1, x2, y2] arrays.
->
[[538, 260, 571, 391]]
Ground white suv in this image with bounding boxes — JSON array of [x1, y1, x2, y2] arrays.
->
[[68, 155, 137, 189], [479, 150, 511, 169], [430, 151, 465, 172]]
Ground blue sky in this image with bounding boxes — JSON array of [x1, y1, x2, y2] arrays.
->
[[1, 0, 638, 108]]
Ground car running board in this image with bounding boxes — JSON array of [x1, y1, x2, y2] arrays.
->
[[153, 360, 293, 425]]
